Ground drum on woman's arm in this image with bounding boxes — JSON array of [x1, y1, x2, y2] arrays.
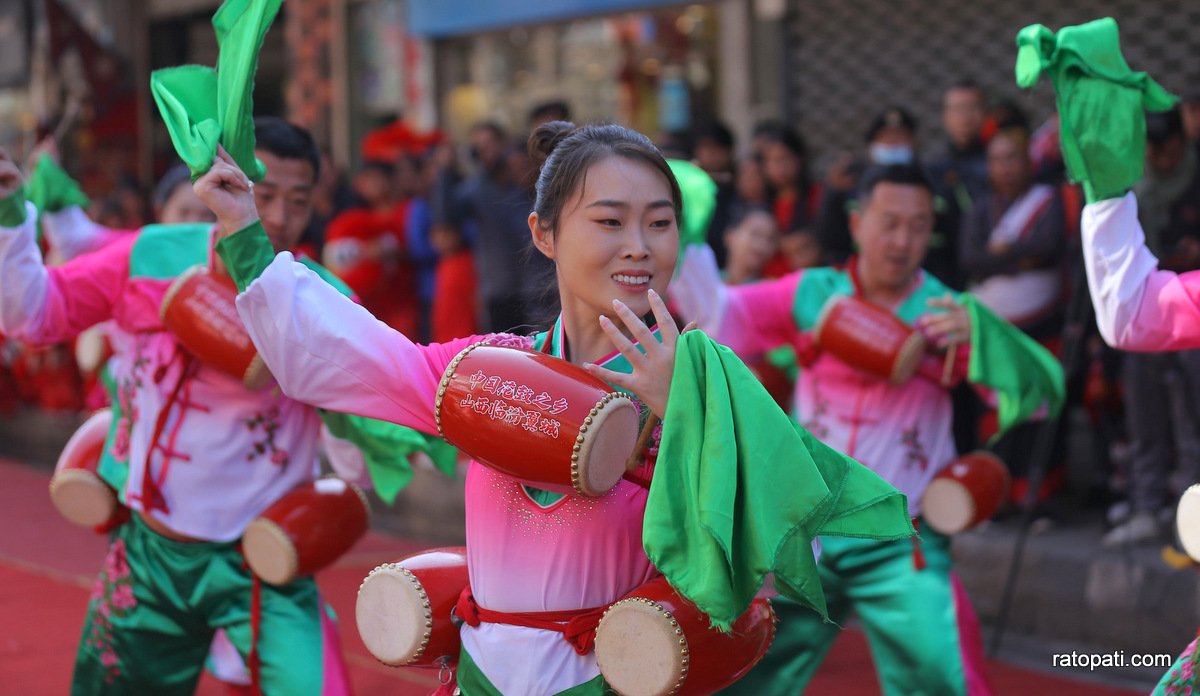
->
[[436, 342, 641, 497]]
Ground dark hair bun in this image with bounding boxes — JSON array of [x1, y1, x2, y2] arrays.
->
[[528, 120, 576, 169]]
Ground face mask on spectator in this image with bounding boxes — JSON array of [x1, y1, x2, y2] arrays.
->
[[869, 144, 914, 166]]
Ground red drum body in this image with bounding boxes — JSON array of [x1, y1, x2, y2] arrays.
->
[[595, 576, 776, 696], [50, 409, 124, 529], [436, 343, 639, 496], [813, 295, 926, 384], [1177, 485, 1200, 562], [242, 478, 370, 586], [160, 265, 271, 389], [355, 546, 468, 667], [921, 451, 1010, 534]]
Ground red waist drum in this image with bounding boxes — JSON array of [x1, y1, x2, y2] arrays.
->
[[813, 295, 926, 384], [50, 409, 125, 530], [921, 450, 1010, 534], [435, 343, 639, 496], [355, 546, 468, 668], [160, 265, 272, 389], [595, 576, 776, 696], [242, 478, 370, 586]]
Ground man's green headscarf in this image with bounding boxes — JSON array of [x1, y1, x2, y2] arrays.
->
[[1015, 18, 1176, 202], [151, 0, 283, 181]]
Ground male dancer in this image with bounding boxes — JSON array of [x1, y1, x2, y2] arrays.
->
[[0, 118, 424, 694], [674, 164, 1063, 695]]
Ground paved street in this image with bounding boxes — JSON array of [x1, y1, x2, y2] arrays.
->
[[0, 451, 1152, 695]]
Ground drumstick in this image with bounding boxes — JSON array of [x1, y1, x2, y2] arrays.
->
[[941, 339, 958, 387], [625, 321, 697, 471]]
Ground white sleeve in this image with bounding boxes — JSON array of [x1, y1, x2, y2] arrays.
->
[[319, 424, 372, 488], [41, 205, 105, 261], [235, 252, 465, 434], [1080, 192, 1200, 351], [0, 202, 49, 336], [668, 243, 728, 335]]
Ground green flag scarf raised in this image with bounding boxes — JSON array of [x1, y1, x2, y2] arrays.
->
[[26, 155, 89, 214], [151, 0, 283, 181], [667, 159, 717, 251], [1015, 18, 1176, 203]]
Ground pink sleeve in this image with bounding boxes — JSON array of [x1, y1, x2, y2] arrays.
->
[[1082, 193, 1200, 351], [0, 205, 131, 345], [716, 272, 804, 358], [235, 250, 489, 435]]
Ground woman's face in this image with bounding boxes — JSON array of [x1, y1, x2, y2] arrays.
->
[[530, 155, 679, 324], [736, 158, 767, 202], [762, 142, 800, 191], [987, 134, 1031, 197]]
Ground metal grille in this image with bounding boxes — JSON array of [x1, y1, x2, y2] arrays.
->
[[783, 0, 1200, 165]]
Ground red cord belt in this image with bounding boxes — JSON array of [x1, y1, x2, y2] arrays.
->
[[455, 587, 608, 655]]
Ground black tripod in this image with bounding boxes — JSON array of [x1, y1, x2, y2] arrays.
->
[[988, 249, 1094, 656]]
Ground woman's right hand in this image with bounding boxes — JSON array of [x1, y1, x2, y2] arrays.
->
[[0, 149, 25, 200], [192, 146, 258, 238]]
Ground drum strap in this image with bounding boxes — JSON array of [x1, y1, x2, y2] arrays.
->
[[911, 518, 926, 571], [248, 571, 263, 696], [236, 547, 265, 696], [455, 587, 609, 656]]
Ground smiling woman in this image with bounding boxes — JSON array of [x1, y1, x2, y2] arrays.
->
[[192, 120, 915, 696]]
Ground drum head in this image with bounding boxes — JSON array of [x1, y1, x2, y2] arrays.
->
[[1177, 485, 1200, 562], [355, 565, 433, 666], [49, 469, 117, 528], [922, 478, 975, 535], [575, 396, 639, 496], [595, 598, 687, 696], [75, 326, 108, 373], [243, 518, 299, 586]]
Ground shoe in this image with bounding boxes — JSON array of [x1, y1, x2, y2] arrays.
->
[[1102, 512, 1161, 548], [1106, 500, 1132, 526]]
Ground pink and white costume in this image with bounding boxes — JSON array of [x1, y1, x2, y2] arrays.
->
[[234, 252, 662, 694]]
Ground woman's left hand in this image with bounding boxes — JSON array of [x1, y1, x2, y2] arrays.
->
[[585, 289, 680, 419], [916, 294, 971, 350]]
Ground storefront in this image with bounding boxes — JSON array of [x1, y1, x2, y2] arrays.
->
[[409, 1, 725, 143]]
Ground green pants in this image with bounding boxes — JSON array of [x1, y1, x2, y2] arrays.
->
[[725, 529, 990, 696], [72, 514, 334, 695]]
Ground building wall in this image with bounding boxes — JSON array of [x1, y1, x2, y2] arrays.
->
[[784, 0, 1200, 164], [285, 0, 335, 149]]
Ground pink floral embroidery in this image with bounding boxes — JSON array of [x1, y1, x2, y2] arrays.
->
[[488, 333, 536, 350], [86, 538, 137, 683], [107, 355, 148, 463], [245, 405, 288, 465], [901, 426, 929, 471], [1164, 637, 1199, 694]]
